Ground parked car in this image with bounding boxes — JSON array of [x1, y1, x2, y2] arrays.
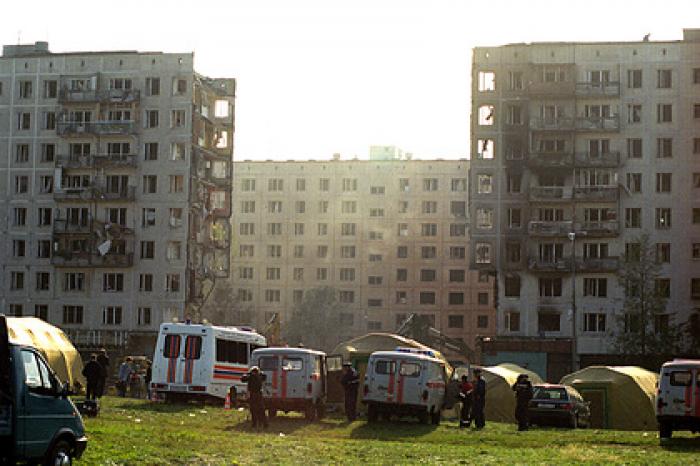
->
[[656, 359, 700, 439], [528, 384, 590, 428]]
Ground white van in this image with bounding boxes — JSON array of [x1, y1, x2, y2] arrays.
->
[[151, 322, 266, 403], [251, 347, 327, 420], [363, 348, 447, 424], [656, 359, 700, 439]]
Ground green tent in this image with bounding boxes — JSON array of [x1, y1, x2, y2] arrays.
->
[[560, 366, 658, 430], [482, 363, 544, 423]]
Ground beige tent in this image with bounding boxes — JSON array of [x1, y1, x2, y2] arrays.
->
[[560, 366, 658, 430], [7, 317, 85, 389], [482, 363, 544, 423]]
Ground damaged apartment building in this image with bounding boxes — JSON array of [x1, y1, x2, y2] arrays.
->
[[0, 42, 234, 353], [470, 30, 700, 380]]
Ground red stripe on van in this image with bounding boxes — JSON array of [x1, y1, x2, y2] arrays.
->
[[387, 371, 395, 402], [272, 370, 278, 390], [281, 369, 288, 399], [397, 375, 404, 404]]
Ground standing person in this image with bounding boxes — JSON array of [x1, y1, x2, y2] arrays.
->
[[117, 357, 134, 397], [241, 366, 267, 429], [340, 362, 359, 422], [472, 368, 487, 429], [96, 349, 110, 398], [82, 354, 103, 401], [144, 360, 152, 399], [458, 374, 474, 428], [512, 374, 534, 431]]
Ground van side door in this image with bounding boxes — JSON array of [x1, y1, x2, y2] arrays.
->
[[16, 349, 69, 459]]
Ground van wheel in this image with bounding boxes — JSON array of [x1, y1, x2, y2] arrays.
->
[[267, 408, 277, 418], [304, 403, 316, 421], [431, 409, 441, 426], [315, 402, 325, 420], [570, 414, 578, 429], [367, 403, 379, 423], [45, 439, 72, 466], [659, 422, 673, 439], [417, 411, 429, 424]]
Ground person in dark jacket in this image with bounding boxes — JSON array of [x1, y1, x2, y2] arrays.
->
[[512, 374, 534, 431], [241, 366, 267, 429], [96, 349, 110, 398], [340, 362, 359, 422], [472, 368, 486, 429], [459, 374, 474, 428], [82, 354, 104, 401], [144, 360, 152, 399]]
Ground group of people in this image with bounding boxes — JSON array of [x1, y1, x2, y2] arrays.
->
[[458, 368, 487, 429], [82, 351, 153, 400]]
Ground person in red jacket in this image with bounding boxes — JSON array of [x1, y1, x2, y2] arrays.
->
[[459, 374, 474, 428]]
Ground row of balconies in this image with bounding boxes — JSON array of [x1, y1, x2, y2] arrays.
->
[[528, 185, 618, 202], [56, 153, 137, 169], [57, 121, 137, 136], [527, 256, 620, 273], [53, 185, 136, 202], [527, 151, 621, 169], [527, 220, 619, 238], [529, 115, 620, 132], [51, 251, 134, 268], [59, 88, 141, 104]]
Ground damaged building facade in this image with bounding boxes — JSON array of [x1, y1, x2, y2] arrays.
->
[[470, 30, 700, 379], [0, 42, 234, 352]]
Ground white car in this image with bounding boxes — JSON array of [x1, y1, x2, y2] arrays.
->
[[363, 348, 447, 424], [656, 359, 700, 439]]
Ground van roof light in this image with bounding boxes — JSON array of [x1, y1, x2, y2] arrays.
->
[[394, 347, 436, 358]]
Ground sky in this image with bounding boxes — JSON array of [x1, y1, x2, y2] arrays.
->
[[1, 0, 698, 160]]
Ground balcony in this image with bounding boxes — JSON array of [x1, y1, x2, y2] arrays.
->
[[575, 81, 621, 97], [59, 88, 141, 104], [57, 153, 137, 169], [574, 151, 621, 168], [528, 221, 573, 237], [54, 185, 136, 202], [573, 186, 618, 202], [528, 257, 572, 272], [576, 256, 619, 273], [577, 221, 619, 237], [528, 81, 575, 97], [528, 186, 573, 202], [527, 152, 574, 169], [529, 117, 575, 132], [57, 121, 137, 136], [576, 116, 620, 132], [194, 145, 229, 161], [51, 251, 134, 268], [53, 219, 92, 235]]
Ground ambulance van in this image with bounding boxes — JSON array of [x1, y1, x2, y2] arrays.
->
[[151, 322, 266, 403], [251, 347, 327, 420], [363, 347, 448, 424], [656, 359, 700, 439]]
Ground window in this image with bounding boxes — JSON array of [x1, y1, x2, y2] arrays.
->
[[293, 245, 304, 258], [507, 172, 522, 193], [141, 241, 155, 259], [627, 138, 642, 159], [62, 305, 83, 325], [449, 293, 465, 305], [423, 178, 438, 191], [143, 175, 157, 194], [317, 268, 328, 280], [628, 104, 642, 123], [477, 139, 494, 159], [341, 201, 357, 214], [341, 223, 356, 236], [656, 278, 671, 298], [421, 269, 437, 282], [419, 292, 436, 305], [506, 242, 521, 263], [626, 173, 642, 193], [398, 223, 409, 236], [266, 267, 281, 280], [584, 313, 606, 332], [340, 246, 356, 258], [369, 254, 382, 262], [12, 239, 26, 258], [339, 291, 355, 304], [450, 223, 467, 237], [396, 269, 408, 282], [625, 208, 641, 228], [241, 178, 256, 192], [319, 178, 330, 191], [317, 245, 328, 258], [508, 208, 522, 228], [146, 77, 160, 96], [539, 278, 562, 297], [264, 289, 281, 302], [15, 144, 29, 163], [139, 273, 153, 292], [628, 69, 642, 88], [13, 208, 27, 227], [170, 109, 186, 128], [475, 243, 492, 264], [657, 69, 672, 88], [450, 247, 466, 260], [166, 241, 182, 261], [367, 299, 383, 307], [369, 208, 385, 217], [538, 312, 560, 332], [266, 222, 282, 235], [239, 223, 255, 235], [397, 246, 408, 258], [18, 80, 32, 98], [36, 272, 50, 291], [695, 208, 700, 225], [41, 143, 55, 162], [102, 306, 122, 325], [450, 201, 466, 218], [421, 246, 437, 259], [169, 175, 184, 193], [369, 231, 383, 240], [509, 71, 523, 90], [478, 71, 495, 91], [694, 173, 700, 189], [145, 110, 159, 128], [477, 174, 492, 194], [476, 208, 493, 229], [318, 200, 329, 214], [137, 307, 152, 326], [241, 201, 255, 214], [170, 142, 185, 161], [692, 243, 700, 260], [657, 138, 673, 158], [341, 178, 357, 192], [657, 104, 672, 123], [421, 223, 437, 236], [267, 245, 282, 257], [295, 201, 306, 214], [11, 272, 25, 290], [692, 278, 700, 299], [396, 291, 408, 304], [448, 315, 464, 328], [584, 278, 608, 297], [478, 105, 495, 125], [505, 311, 520, 332], [656, 208, 672, 229], [368, 275, 383, 285], [656, 173, 672, 192], [15, 176, 28, 194]]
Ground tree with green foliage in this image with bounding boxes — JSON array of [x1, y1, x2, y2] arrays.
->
[[614, 234, 684, 356], [283, 287, 347, 352], [686, 309, 700, 357]]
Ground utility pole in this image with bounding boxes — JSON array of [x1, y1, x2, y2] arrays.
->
[[568, 231, 578, 372]]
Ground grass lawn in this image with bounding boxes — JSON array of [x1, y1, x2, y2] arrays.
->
[[79, 397, 700, 465]]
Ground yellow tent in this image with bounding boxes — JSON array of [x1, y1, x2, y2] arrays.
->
[[559, 366, 658, 430], [482, 363, 544, 423], [7, 317, 85, 389]]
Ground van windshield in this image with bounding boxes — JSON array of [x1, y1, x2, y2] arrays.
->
[[375, 360, 396, 375], [533, 387, 567, 400], [399, 362, 421, 377], [282, 358, 302, 371]]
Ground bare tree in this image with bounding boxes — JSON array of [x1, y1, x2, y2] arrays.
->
[[283, 287, 347, 352], [202, 281, 253, 327]]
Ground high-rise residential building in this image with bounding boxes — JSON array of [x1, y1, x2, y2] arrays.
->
[[230, 156, 496, 351], [470, 29, 700, 377], [0, 42, 234, 352]]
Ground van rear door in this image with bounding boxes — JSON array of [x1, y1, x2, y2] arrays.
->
[[161, 333, 183, 385], [661, 367, 695, 417], [370, 358, 397, 403]]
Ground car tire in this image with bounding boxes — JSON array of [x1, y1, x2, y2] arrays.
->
[[430, 409, 441, 426], [570, 414, 578, 429], [267, 408, 277, 418], [417, 411, 429, 424], [659, 422, 673, 439], [367, 403, 379, 423], [45, 439, 72, 466], [304, 402, 315, 421]]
